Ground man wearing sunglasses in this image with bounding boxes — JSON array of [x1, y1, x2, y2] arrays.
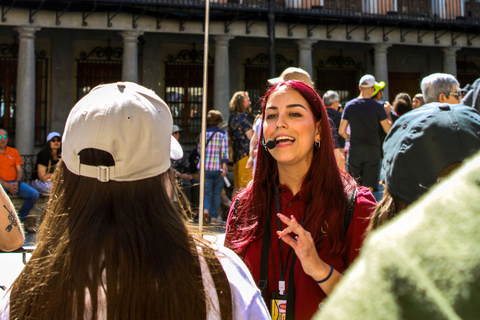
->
[[0, 129, 39, 225], [420, 73, 462, 105]]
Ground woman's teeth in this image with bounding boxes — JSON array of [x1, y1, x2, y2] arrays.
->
[[276, 136, 295, 144]]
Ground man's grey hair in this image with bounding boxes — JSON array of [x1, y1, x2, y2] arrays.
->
[[322, 90, 340, 106], [421, 73, 460, 103]]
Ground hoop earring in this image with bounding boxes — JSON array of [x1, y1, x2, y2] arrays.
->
[[315, 141, 321, 149]]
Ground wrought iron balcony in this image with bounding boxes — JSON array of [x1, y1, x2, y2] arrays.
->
[[3, 0, 480, 29]]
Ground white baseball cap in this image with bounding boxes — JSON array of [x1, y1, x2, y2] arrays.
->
[[359, 74, 376, 88], [62, 82, 183, 182], [172, 125, 183, 134]]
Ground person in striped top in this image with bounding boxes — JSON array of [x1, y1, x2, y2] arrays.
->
[[198, 110, 229, 225]]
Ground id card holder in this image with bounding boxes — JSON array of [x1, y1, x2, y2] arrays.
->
[[270, 292, 287, 320]]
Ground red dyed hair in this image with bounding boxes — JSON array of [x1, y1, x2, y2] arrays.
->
[[225, 80, 355, 257]]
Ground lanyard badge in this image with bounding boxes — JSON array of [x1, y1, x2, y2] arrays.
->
[[270, 292, 287, 320]]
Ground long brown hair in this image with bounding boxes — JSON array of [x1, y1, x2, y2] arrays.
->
[[10, 149, 231, 320], [226, 81, 356, 257], [368, 162, 462, 233]]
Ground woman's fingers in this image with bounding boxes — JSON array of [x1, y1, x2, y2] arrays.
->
[[276, 225, 293, 238], [276, 231, 298, 249], [277, 214, 311, 242]]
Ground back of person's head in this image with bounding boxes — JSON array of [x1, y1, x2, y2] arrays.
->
[[268, 67, 314, 88], [383, 103, 480, 204], [421, 73, 460, 103], [10, 82, 230, 320], [394, 92, 412, 105], [322, 90, 340, 107], [207, 110, 223, 127], [370, 103, 480, 231], [229, 91, 248, 112], [359, 74, 375, 88], [393, 98, 412, 116], [369, 103, 480, 231]]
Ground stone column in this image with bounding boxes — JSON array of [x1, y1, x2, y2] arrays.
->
[[51, 30, 74, 135], [373, 43, 391, 101], [120, 31, 143, 82], [443, 47, 460, 77], [15, 27, 40, 155], [296, 39, 316, 81], [213, 35, 234, 125]]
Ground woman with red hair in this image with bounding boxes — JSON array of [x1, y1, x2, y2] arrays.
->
[[225, 80, 376, 320]]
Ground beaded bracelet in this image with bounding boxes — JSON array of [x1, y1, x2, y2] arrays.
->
[[315, 265, 334, 284]]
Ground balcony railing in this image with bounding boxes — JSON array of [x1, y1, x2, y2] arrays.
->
[[6, 0, 480, 27]]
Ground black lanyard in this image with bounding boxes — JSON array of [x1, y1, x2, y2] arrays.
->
[[275, 182, 293, 296], [258, 181, 306, 320]]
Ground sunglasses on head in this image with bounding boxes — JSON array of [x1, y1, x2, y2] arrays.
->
[[0, 135, 8, 139]]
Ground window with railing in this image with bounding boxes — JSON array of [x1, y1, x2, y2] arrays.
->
[[76, 41, 123, 100], [316, 52, 363, 105], [164, 46, 213, 145], [244, 53, 293, 115], [0, 43, 48, 147], [463, 0, 480, 18], [457, 56, 480, 88]]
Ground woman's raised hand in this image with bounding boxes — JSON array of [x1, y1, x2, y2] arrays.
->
[[276, 214, 327, 280], [277, 214, 342, 294]]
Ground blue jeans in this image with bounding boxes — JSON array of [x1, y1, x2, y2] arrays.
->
[[3, 181, 40, 221], [204, 171, 224, 219]]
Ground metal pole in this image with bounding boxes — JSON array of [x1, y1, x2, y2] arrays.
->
[[268, 0, 276, 78], [198, 0, 211, 233]]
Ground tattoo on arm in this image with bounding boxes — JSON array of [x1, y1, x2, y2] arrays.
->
[[4, 205, 19, 232]]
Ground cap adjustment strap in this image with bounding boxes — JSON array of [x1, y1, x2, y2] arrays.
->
[[97, 166, 110, 182], [78, 163, 116, 182]]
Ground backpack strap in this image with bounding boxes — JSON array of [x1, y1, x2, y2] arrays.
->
[[206, 131, 217, 147], [344, 186, 357, 233], [343, 186, 357, 268]]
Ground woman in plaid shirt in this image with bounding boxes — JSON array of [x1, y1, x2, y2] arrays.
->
[[198, 110, 229, 225]]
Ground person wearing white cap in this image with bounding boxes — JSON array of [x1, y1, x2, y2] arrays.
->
[[4, 82, 270, 319], [339, 74, 392, 192], [30, 132, 62, 195]]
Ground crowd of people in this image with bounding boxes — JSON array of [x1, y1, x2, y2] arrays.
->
[[1, 68, 480, 319]]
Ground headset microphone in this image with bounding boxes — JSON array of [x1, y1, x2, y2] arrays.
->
[[264, 139, 277, 150]]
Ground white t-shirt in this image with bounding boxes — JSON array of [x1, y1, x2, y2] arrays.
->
[[0, 246, 269, 320]]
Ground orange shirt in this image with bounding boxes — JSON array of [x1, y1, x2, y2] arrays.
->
[[0, 147, 23, 181]]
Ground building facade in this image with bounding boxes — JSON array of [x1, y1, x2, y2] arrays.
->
[[1, 0, 479, 150]]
